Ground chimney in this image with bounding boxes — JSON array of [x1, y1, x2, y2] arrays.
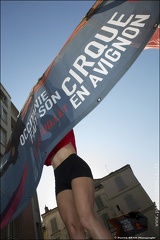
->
[[45, 205, 49, 213]]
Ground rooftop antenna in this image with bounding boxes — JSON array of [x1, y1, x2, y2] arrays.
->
[[105, 164, 110, 174]]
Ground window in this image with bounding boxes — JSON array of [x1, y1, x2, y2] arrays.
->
[[0, 92, 8, 106], [0, 127, 7, 146], [0, 107, 7, 122], [50, 217, 58, 233], [114, 176, 127, 191], [124, 194, 139, 211], [101, 213, 110, 228], [95, 195, 105, 210]]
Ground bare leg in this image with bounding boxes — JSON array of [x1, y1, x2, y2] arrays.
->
[[72, 177, 113, 239], [56, 190, 86, 239]]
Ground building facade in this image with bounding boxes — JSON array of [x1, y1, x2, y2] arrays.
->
[[0, 83, 43, 239], [42, 164, 159, 239]]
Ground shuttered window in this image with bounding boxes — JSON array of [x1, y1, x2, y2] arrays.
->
[[50, 217, 58, 233], [124, 194, 139, 211], [0, 127, 7, 146], [101, 213, 110, 228], [114, 176, 127, 191], [95, 195, 105, 210]]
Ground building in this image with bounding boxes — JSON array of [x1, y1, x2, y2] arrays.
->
[[42, 164, 159, 239], [0, 83, 43, 239], [42, 206, 69, 240]]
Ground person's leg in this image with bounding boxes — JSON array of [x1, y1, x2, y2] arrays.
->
[[56, 189, 86, 239], [71, 177, 113, 239]]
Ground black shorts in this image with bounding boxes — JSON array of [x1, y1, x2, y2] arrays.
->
[[54, 153, 93, 196]]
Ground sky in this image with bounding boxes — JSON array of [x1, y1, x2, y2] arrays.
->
[[1, 1, 159, 217]]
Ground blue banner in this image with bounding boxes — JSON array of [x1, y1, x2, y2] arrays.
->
[[0, 0, 159, 229]]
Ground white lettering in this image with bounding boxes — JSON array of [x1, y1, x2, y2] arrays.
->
[[89, 75, 103, 88], [105, 48, 121, 62], [39, 105, 46, 118], [70, 94, 81, 109], [112, 36, 131, 51], [51, 91, 61, 104], [95, 26, 118, 43], [73, 55, 95, 77], [122, 27, 139, 39], [93, 61, 109, 75], [76, 85, 90, 101], [41, 90, 48, 101], [85, 41, 107, 59], [62, 77, 76, 96], [108, 12, 134, 27], [69, 69, 84, 84], [130, 15, 150, 27]]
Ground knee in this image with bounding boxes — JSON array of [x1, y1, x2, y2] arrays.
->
[[79, 214, 95, 230], [65, 220, 83, 238]]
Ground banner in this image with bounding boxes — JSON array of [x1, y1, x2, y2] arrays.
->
[[0, 0, 159, 229], [109, 211, 148, 237]]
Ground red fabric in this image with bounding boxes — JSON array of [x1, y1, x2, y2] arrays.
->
[[44, 130, 77, 166], [145, 27, 160, 49]]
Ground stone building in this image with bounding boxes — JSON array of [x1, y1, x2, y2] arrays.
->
[[0, 83, 43, 239], [42, 164, 159, 239]]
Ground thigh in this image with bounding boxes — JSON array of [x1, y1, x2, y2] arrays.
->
[[56, 189, 81, 225], [71, 177, 95, 216]]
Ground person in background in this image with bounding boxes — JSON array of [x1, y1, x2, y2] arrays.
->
[[45, 129, 113, 239]]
